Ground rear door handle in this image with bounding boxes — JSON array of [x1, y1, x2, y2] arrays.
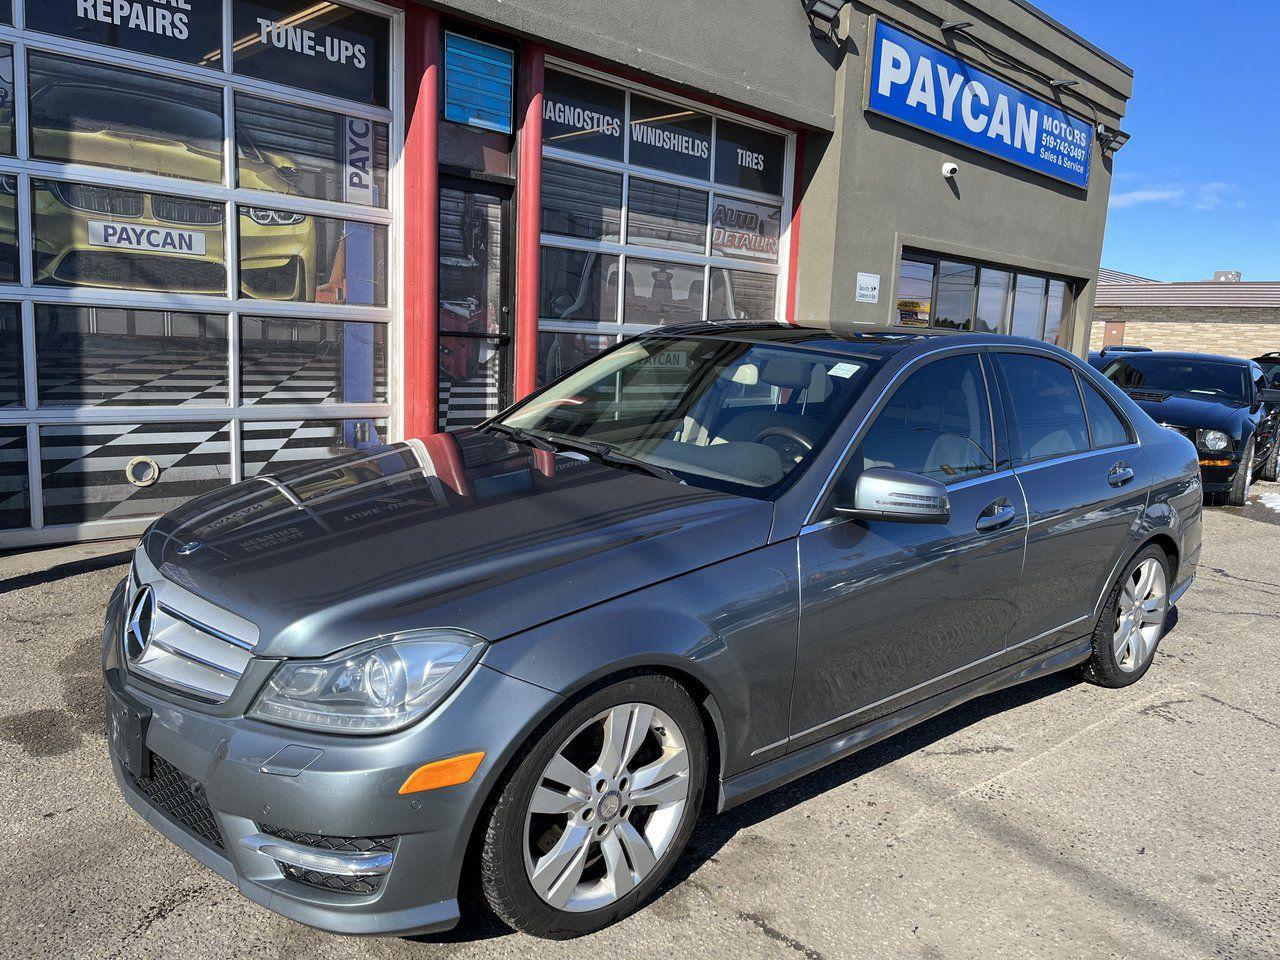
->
[[1108, 463, 1135, 487], [975, 503, 1016, 532]]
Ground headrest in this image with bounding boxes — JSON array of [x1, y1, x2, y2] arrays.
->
[[807, 366, 832, 402], [760, 357, 811, 389], [731, 364, 760, 386]]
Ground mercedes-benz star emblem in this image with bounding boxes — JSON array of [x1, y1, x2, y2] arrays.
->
[[125, 585, 156, 662], [176, 540, 203, 556]]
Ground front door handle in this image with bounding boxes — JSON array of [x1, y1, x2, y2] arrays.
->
[[1108, 463, 1135, 487], [975, 503, 1016, 532]]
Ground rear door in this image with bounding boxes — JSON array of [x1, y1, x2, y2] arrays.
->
[[992, 350, 1149, 658], [791, 351, 1027, 743]]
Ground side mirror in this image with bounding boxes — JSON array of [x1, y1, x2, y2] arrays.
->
[[835, 467, 951, 523], [1259, 388, 1280, 404]]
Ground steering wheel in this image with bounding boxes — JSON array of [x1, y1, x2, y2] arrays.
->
[[753, 424, 814, 467]]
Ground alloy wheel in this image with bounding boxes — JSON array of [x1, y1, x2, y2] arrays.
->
[[522, 703, 690, 912], [1113, 557, 1167, 672]]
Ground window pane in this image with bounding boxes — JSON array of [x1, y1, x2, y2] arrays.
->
[[0, 426, 27, 529], [40, 421, 230, 525], [30, 52, 223, 182], [1044, 279, 1069, 345], [540, 248, 619, 323], [243, 418, 387, 478], [713, 120, 785, 195], [1080, 375, 1130, 448], [0, 302, 19, 406], [998, 354, 1090, 461], [709, 268, 776, 321], [26, 0, 222, 67], [0, 1, 10, 26], [239, 207, 386, 306], [710, 196, 781, 263], [0, 176, 15, 282], [857, 354, 992, 483], [624, 258, 704, 325], [537, 330, 616, 386], [975, 268, 1011, 333], [439, 336, 503, 431], [443, 33, 514, 134], [440, 187, 504, 334], [1010, 274, 1047, 338], [33, 180, 226, 294], [628, 94, 712, 180], [35, 305, 228, 407], [896, 259, 934, 327], [934, 261, 976, 330], [541, 158, 621, 242], [626, 178, 707, 253], [0, 45, 13, 156], [241, 316, 386, 405], [439, 121, 511, 176], [542, 69, 625, 161], [232, 0, 390, 108], [236, 94, 389, 207]]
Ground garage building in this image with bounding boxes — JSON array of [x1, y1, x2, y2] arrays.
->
[[0, 0, 1133, 547]]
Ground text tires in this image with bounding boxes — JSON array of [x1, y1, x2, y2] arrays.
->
[[1081, 545, 1169, 688], [479, 674, 706, 938]]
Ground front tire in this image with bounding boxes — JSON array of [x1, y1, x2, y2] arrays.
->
[[1081, 545, 1170, 688], [479, 674, 706, 938], [1226, 438, 1255, 506]]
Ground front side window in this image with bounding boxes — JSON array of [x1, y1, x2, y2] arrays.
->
[[502, 338, 879, 498], [856, 354, 993, 483], [998, 353, 1090, 462]]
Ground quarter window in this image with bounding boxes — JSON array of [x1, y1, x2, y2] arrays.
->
[[856, 354, 993, 483], [1078, 375, 1131, 449], [998, 354, 1090, 462]]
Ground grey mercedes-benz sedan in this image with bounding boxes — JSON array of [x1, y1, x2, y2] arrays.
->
[[102, 324, 1202, 939]]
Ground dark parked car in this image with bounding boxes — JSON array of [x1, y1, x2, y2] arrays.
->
[[1087, 344, 1151, 369], [102, 325, 1202, 939], [1098, 350, 1280, 504], [1253, 351, 1280, 387]]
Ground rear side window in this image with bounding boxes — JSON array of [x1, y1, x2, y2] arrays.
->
[[857, 354, 993, 483], [998, 354, 1089, 462], [1079, 375, 1132, 448]]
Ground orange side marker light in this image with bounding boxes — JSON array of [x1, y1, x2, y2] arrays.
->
[[399, 751, 485, 795]]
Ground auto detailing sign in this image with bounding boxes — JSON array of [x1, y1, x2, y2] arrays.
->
[[711, 197, 780, 263], [867, 20, 1093, 188], [26, 0, 222, 65]]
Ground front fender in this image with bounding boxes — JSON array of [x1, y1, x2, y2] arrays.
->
[[481, 540, 800, 780]]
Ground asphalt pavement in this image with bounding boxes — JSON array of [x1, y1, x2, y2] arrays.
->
[[1, 489, 1277, 960]]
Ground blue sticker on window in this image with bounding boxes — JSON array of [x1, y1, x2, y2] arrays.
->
[[444, 34, 514, 134]]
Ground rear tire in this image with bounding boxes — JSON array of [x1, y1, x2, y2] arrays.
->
[[1226, 438, 1254, 506], [1081, 545, 1170, 688], [479, 674, 706, 939], [1258, 436, 1279, 482]]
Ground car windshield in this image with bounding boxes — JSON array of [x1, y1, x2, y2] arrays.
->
[[499, 337, 879, 498], [1103, 356, 1249, 402]]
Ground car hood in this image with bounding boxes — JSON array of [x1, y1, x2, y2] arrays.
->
[[140, 431, 774, 658], [1125, 392, 1243, 432]]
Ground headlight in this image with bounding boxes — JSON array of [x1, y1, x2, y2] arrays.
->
[[249, 629, 486, 734], [1198, 430, 1233, 452], [244, 207, 307, 226]]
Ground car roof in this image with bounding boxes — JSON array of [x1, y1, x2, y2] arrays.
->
[[1114, 350, 1252, 366], [644, 322, 1067, 362]]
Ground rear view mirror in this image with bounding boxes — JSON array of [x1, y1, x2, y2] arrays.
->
[[1259, 388, 1280, 404], [835, 467, 950, 523]]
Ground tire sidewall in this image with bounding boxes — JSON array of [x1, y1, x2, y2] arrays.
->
[[1084, 545, 1170, 687], [482, 674, 707, 938], [1227, 438, 1254, 506]]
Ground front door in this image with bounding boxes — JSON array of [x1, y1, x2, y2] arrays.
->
[[791, 352, 1027, 744], [437, 177, 514, 432]]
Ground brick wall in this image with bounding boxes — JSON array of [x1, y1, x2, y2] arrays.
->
[[1090, 306, 1280, 356]]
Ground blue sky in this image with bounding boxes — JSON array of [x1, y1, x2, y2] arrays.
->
[[1033, 1, 1279, 281]]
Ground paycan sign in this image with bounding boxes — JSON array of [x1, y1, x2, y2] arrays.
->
[[867, 20, 1093, 189]]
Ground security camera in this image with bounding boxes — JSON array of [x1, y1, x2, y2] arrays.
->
[[941, 162, 959, 179]]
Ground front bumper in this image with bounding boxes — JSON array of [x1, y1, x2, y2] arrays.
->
[[1198, 458, 1242, 493], [101, 582, 561, 937]]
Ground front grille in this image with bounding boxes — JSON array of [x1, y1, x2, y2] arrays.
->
[[259, 824, 395, 895], [133, 754, 224, 851], [50, 181, 143, 216], [153, 195, 224, 225], [52, 250, 227, 294]]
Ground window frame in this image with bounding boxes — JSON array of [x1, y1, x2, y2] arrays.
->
[[538, 57, 796, 351], [895, 248, 1076, 343], [991, 350, 1100, 467], [0, 0, 405, 548], [1075, 369, 1136, 450]]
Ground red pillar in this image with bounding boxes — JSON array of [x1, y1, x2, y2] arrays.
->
[[513, 43, 546, 400], [402, 6, 440, 438]]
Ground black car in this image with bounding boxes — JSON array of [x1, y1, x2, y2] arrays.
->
[[1087, 344, 1152, 370], [1099, 351, 1280, 504], [1253, 351, 1280, 388]]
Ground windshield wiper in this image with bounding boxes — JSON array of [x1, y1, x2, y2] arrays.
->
[[547, 436, 681, 483], [481, 422, 559, 453]]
